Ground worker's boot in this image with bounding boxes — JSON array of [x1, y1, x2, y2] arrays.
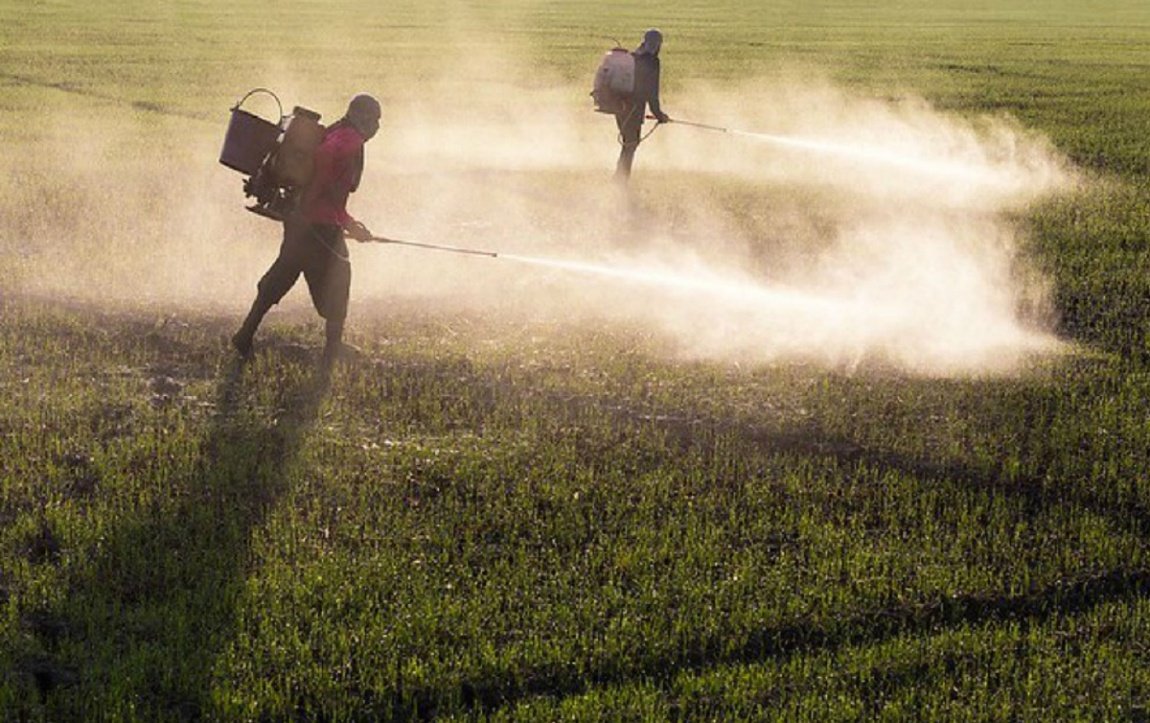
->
[[232, 297, 271, 359], [321, 319, 348, 369]]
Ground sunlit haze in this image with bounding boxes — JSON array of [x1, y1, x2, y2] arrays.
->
[[5, 51, 1076, 376]]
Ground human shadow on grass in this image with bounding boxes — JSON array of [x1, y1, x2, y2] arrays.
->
[[19, 356, 330, 719]]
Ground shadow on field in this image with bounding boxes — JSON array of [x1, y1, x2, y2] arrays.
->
[[2, 72, 212, 122], [22, 358, 328, 718], [406, 415, 1150, 716], [441, 569, 1150, 717]]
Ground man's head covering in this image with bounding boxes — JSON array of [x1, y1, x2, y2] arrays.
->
[[636, 28, 663, 56], [345, 93, 381, 139]]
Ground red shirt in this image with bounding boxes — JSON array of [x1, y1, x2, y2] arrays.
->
[[300, 124, 365, 227]]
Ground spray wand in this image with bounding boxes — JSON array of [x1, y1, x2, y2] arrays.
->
[[367, 235, 499, 258], [647, 115, 729, 133], [645, 114, 983, 180]]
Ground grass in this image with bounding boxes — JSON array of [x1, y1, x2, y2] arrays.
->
[[3, 0, 1150, 719]]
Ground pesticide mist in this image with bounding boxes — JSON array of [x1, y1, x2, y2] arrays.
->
[[356, 73, 1075, 376], [2, 59, 1075, 376]]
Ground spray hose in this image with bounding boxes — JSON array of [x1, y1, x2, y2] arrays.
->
[[615, 106, 664, 148], [639, 123, 663, 142]]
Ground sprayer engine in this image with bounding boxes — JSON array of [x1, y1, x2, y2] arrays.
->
[[219, 89, 324, 222]]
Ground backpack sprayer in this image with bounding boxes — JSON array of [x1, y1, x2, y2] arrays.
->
[[218, 88, 325, 221], [217, 88, 502, 259], [591, 41, 664, 145], [591, 42, 635, 114]]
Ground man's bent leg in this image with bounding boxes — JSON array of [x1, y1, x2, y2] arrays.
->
[[232, 296, 273, 358], [233, 221, 307, 358]]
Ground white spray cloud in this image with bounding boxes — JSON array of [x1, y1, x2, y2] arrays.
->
[[1, 56, 1075, 376], [349, 71, 1075, 375]]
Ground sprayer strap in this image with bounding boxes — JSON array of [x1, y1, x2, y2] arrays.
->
[[309, 225, 350, 262]]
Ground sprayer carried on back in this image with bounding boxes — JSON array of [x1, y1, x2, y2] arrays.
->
[[218, 88, 325, 221], [590, 41, 636, 115]]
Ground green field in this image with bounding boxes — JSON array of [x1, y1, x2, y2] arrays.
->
[[3, 1, 1150, 719]]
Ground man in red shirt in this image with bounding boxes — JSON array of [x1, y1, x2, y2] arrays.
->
[[233, 94, 381, 367]]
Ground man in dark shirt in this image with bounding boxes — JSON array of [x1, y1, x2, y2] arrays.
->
[[232, 94, 381, 367], [615, 29, 671, 180]]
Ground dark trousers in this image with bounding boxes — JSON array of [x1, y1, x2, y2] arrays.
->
[[615, 104, 643, 179], [256, 218, 351, 324], [235, 217, 351, 357]]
